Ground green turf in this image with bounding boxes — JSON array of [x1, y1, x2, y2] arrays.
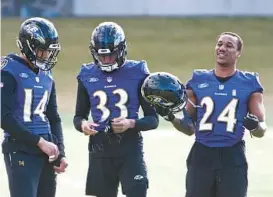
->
[[1, 17, 273, 120]]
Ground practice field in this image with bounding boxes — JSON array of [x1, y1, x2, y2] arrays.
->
[[1, 127, 273, 197], [1, 17, 273, 197]]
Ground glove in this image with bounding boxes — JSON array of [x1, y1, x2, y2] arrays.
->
[[243, 113, 259, 131], [104, 119, 114, 133], [154, 105, 175, 121]]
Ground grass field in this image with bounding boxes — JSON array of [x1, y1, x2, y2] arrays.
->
[[1, 17, 273, 197]]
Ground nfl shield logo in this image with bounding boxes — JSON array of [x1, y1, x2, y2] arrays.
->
[[107, 76, 112, 83], [219, 84, 224, 90], [35, 77, 40, 83]]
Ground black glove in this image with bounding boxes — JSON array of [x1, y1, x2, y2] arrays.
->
[[243, 113, 259, 131], [154, 105, 175, 121]]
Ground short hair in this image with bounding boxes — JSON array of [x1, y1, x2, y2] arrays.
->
[[218, 32, 243, 52]]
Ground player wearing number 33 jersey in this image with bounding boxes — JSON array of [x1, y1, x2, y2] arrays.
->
[[73, 22, 158, 197]]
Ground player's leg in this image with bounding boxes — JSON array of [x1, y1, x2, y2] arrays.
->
[[185, 142, 216, 197], [216, 141, 248, 197], [37, 157, 57, 197], [4, 152, 44, 197], [119, 154, 148, 197], [216, 166, 248, 197], [85, 153, 119, 197], [185, 166, 216, 197]]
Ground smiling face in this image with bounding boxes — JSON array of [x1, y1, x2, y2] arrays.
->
[[215, 33, 242, 68]]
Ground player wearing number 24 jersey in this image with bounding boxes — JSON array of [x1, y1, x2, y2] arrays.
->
[[1, 17, 67, 197], [73, 22, 158, 197], [154, 32, 267, 197]]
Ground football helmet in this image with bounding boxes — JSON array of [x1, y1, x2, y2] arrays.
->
[[17, 17, 61, 71], [141, 72, 187, 113], [89, 22, 127, 72]]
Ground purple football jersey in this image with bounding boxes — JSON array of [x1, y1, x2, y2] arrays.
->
[[186, 69, 263, 147], [2, 54, 53, 136], [77, 60, 149, 132]]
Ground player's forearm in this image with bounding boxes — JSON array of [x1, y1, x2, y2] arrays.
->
[[74, 80, 91, 132], [171, 117, 194, 136], [50, 120, 65, 157], [73, 116, 87, 132], [1, 113, 40, 146], [134, 115, 159, 131], [251, 122, 267, 138]]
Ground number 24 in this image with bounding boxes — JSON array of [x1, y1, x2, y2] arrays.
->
[[199, 97, 239, 133]]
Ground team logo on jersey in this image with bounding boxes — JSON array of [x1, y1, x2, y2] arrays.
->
[[198, 83, 209, 89], [107, 76, 112, 83], [19, 73, 29, 78], [219, 84, 224, 90], [89, 77, 99, 82]]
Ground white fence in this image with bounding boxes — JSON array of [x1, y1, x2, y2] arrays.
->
[[73, 0, 273, 16]]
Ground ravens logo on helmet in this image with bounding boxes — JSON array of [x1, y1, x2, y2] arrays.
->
[[141, 72, 187, 113]]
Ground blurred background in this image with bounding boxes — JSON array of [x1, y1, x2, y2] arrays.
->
[[1, 0, 273, 197]]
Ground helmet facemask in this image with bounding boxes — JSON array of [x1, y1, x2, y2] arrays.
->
[[17, 37, 61, 71], [90, 41, 127, 73], [34, 43, 61, 71]]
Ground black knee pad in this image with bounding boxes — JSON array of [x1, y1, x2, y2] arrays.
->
[[126, 183, 148, 197]]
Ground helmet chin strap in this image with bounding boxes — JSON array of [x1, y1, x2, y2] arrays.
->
[[34, 61, 47, 70], [100, 62, 119, 72]]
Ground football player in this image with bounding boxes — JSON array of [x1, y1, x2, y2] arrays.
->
[[1, 17, 68, 197], [143, 32, 267, 197], [73, 22, 159, 197]]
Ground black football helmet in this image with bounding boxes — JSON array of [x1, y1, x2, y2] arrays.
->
[[141, 72, 187, 113], [17, 17, 61, 71], [89, 22, 127, 72]]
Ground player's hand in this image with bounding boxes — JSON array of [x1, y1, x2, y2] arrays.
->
[[243, 113, 259, 131], [154, 105, 175, 121], [111, 117, 135, 133], [53, 157, 68, 174], [81, 120, 99, 136], [37, 137, 59, 161]]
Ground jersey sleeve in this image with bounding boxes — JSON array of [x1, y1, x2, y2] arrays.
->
[[136, 76, 159, 131], [186, 71, 196, 90], [253, 72, 264, 94], [45, 82, 65, 157], [140, 60, 150, 75], [73, 79, 91, 132]]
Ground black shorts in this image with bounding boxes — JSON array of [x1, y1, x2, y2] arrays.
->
[[185, 141, 248, 197], [86, 153, 148, 196], [4, 151, 56, 197]]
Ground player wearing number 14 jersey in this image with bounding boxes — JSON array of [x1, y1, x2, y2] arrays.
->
[[73, 22, 158, 197], [153, 32, 267, 197], [1, 17, 67, 197]]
